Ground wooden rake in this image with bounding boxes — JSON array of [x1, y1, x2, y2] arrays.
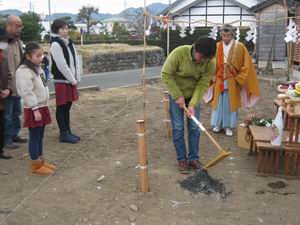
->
[[183, 106, 232, 170]]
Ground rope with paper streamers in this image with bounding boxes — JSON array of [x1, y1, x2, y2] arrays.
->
[[144, 11, 300, 26], [144, 11, 300, 45]]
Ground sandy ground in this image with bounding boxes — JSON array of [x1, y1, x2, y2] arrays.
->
[[0, 80, 300, 225]]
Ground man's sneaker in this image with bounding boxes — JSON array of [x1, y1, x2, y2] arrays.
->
[[5, 142, 19, 150], [189, 160, 203, 170], [225, 128, 233, 137], [178, 160, 190, 174], [213, 126, 222, 133], [0, 152, 12, 159], [12, 136, 28, 143]]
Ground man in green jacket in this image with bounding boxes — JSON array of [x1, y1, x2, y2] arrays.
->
[[161, 37, 216, 173]]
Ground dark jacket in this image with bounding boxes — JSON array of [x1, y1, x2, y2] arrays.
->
[[0, 54, 12, 110]]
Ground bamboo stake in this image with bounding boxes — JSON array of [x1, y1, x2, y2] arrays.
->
[[136, 120, 149, 193], [164, 91, 172, 139]]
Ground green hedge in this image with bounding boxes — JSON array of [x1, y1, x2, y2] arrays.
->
[[71, 39, 162, 47], [72, 39, 144, 45]]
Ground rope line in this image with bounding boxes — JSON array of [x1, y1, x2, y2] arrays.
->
[[0, 95, 142, 225]]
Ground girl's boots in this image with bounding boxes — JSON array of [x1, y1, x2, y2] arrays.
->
[[31, 159, 53, 176], [40, 157, 57, 171]]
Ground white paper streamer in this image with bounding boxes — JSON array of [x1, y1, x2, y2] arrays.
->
[[145, 18, 153, 36], [245, 23, 257, 44], [179, 24, 186, 38], [284, 18, 298, 43], [209, 25, 218, 40], [189, 25, 195, 35], [236, 27, 240, 42]]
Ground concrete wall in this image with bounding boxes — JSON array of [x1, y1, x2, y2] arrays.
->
[[85, 49, 165, 73]]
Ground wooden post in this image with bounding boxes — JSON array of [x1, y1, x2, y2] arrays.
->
[[136, 120, 149, 192], [287, 42, 293, 81], [164, 91, 172, 139]]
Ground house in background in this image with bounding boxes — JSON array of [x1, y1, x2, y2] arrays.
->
[[249, 0, 296, 69], [102, 17, 129, 34], [161, 0, 265, 27], [74, 23, 104, 34]]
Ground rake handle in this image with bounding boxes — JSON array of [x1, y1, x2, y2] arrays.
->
[[183, 105, 226, 154]]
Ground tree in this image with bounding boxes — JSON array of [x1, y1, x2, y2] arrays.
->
[[127, 8, 144, 36], [59, 16, 77, 30], [77, 6, 98, 35], [112, 22, 129, 40], [20, 12, 44, 42], [0, 16, 6, 27]]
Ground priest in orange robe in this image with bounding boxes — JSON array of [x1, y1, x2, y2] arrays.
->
[[211, 24, 260, 136]]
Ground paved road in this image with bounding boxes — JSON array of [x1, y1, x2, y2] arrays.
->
[[48, 66, 162, 92]]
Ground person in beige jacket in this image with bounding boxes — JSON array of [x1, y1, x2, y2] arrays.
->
[[16, 42, 55, 176], [5, 15, 27, 149]]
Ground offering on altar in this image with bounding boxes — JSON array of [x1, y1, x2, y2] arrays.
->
[[271, 107, 283, 146], [277, 93, 288, 106], [285, 98, 294, 111], [294, 82, 300, 96]]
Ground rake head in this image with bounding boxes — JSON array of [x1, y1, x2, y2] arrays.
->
[[203, 151, 232, 170]]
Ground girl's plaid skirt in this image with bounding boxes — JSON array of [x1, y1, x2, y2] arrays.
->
[[23, 106, 51, 128], [54, 83, 79, 106]]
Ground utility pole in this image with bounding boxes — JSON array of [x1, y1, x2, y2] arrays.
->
[[124, 0, 127, 20], [48, 0, 52, 36], [29, 1, 32, 12], [167, 0, 171, 56]]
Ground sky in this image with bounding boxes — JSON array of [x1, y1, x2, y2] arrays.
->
[[0, 0, 172, 15]]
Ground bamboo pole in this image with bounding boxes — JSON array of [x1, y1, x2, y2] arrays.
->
[[136, 120, 149, 193], [283, 0, 292, 81], [164, 91, 172, 139], [163, 0, 172, 139], [287, 42, 293, 81], [142, 0, 147, 121]]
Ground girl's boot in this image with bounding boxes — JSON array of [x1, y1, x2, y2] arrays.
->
[[40, 157, 56, 171], [31, 159, 52, 176]]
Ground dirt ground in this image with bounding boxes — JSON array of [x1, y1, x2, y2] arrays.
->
[[0, 80, 300, 225]]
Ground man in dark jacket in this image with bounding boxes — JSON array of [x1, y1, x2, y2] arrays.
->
[[0, 28, 12, 159]]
